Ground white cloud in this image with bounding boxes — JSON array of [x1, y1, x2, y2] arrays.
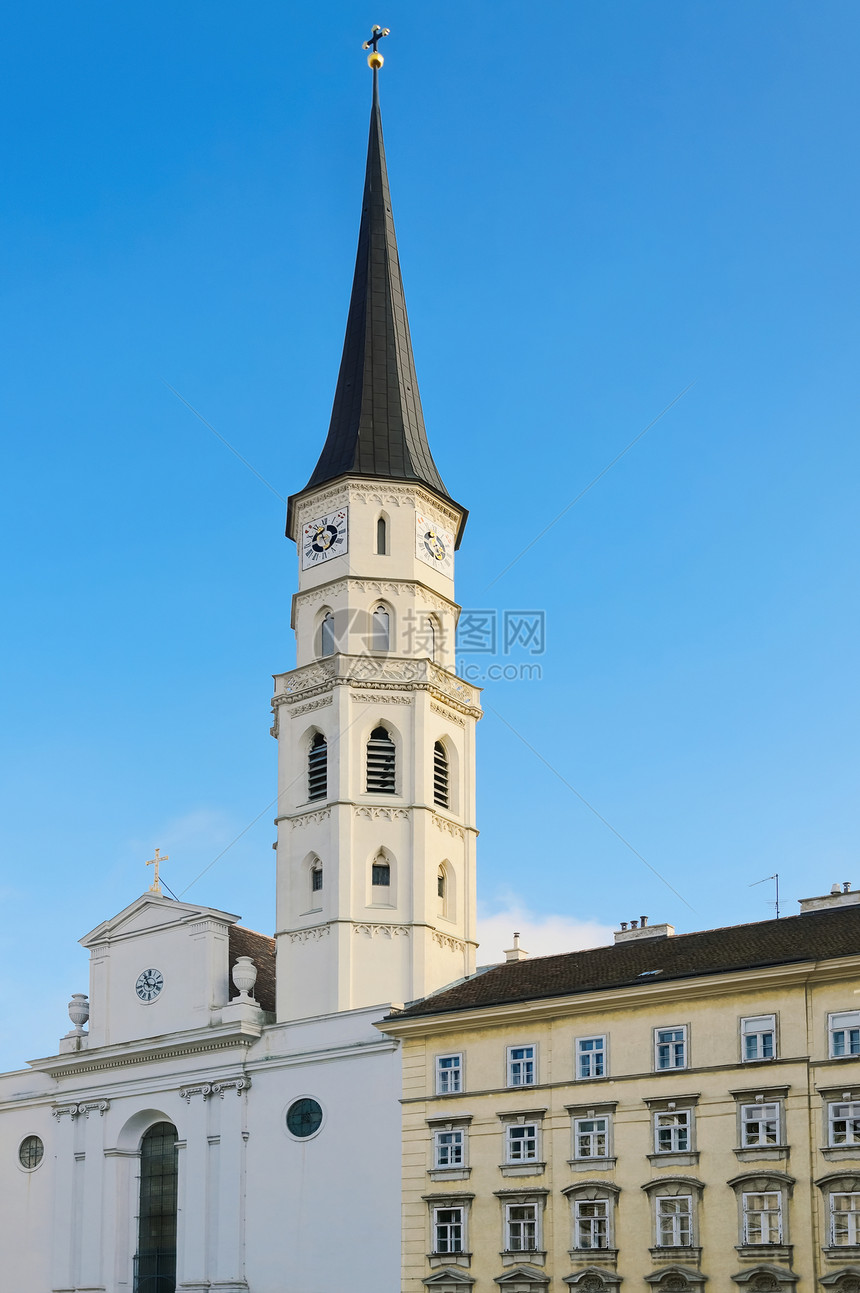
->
[[477, 900, 614, 965]]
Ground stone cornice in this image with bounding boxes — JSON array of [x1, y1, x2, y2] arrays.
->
[[272, 654, 482, 719], [292, 479, 464, 537], [27, 1020, 263, 1078], [294, 577, 459, 618]]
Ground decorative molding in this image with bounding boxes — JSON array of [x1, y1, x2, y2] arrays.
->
[[289, 807, 332, 829], [180, 1083, 212, 1103], [431, 701, 466, 727], [273, 654, 481, 718], [354, 922, 411, 938], [432, 930, 468, 953], [52, 1100, 110, 1120], [289, 696, 332, 718], [188, 920, 224, 935], [181, 1077, 250, 1102], [286, 924, 331, 943], [355, 806, 410, 821], [211, 1077, 250, 1098], [89, 945, 110, 958], [350, 691, 412, 705], [433, 813, 466, 840]]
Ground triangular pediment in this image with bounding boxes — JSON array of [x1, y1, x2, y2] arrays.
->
[[80, 893, 240, 948], [423, 1271, 475, 1288], [494, 1268, 550, 1288]]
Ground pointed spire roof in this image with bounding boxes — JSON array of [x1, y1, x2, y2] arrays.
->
[[288, 70, 464, 540]]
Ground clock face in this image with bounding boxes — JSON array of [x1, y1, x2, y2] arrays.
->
[[301, 509, 349, 570], [135, 968, 164, 1002], [415, 512, 454, 577]]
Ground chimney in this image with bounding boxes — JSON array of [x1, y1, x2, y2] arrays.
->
[[615, 921, 675, 944], [504, 932, 529, 963], [800, 882, 860, 914]]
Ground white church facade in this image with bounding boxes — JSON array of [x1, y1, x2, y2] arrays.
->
[[0, 55, 481, 1293]]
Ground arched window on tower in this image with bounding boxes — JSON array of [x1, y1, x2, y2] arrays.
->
[[372, 605, 390, 652], [367, 726, 396, 794], [433, 741, 449, 809], [376, 516, 387, 555], [319, 612, 335, 658], [372, 853, 391, 888], [308, 733, 327, 801], [310, 858, 323, 895], [134, 1122, 178, 1293], [437, 865, 447, 917]]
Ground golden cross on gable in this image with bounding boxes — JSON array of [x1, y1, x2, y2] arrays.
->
[[146, 848, 168, 895]]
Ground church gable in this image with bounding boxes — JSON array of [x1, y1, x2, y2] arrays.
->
[[81, 894, 240, 947]]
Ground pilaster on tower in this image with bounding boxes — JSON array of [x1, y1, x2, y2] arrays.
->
[[273, 56, 480, 1023]]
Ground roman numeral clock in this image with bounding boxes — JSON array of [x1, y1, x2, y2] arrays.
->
[[301, 509, 349, 569]]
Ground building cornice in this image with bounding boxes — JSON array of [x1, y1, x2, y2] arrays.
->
[[26, 1019, 264, 1078], [272, 654, 482, 720]]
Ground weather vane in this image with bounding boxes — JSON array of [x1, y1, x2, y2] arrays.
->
[[146, 848, 168, 895], [362, 25, 390, 70]]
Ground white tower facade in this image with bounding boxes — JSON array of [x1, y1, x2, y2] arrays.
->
[[272, 71, 481, 1021], [273, 476, 481, 1021]]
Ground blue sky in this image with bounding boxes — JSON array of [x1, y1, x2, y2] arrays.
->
[[2, 1, 859, 1071]]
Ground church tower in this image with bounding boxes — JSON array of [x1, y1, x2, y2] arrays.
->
[[272, 62, 481, 1021]]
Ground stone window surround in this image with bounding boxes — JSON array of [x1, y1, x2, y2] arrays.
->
[[815, 1170, 860, 1259], [740, 1013, 779, 1064], [427, 1113, 473, 1182], [566, 1100, 618, 1173], [727, 1169, 795, 1263], [819, 1086, 860, 1162], [562, 1180, 621, 1264], [641, 1175, 705, 1264], [494, 1187, 550, 1268], [643, 1093, 700, 1168], [729, 1085, 790, 1162], [497, 1107, 548, 1178], [423, 1191, 475, 1270]]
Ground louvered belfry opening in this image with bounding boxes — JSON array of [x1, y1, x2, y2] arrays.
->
[[133, 1121, 178, 1293], [308, 733, 328, 801], [367, 726, 396, 793], [433, 741, 449, 808]]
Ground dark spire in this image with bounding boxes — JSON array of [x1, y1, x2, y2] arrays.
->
[[288, 67, 464, 538]]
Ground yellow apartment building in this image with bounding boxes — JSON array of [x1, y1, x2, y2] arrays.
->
[[380, 887, 860, 1293]]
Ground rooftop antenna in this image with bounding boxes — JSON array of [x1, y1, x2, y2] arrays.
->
[[750, 872, 780, 919]]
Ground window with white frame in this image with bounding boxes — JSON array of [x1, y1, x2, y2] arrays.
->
[[654, 1110, 691, 1153], [574, 1198, 609, 1250], [830, 1012, 860, 1059], [433, 1206, 465, 1254], [434, 1129, 465, 1169], [576, 1036, 606, 1079], [507, 1045, 537, 1087], [655, 1026, 687, 1070], [435, 1054, 462, 1095], [741, 1102, 780, 1147], [742, 1192, 782, 1244], [506, 1123, 538, 1162], [656, 1195, 692, 1247], [505, 1202, 539, 1252], [829, 1102, 860, 1146], [574, 1115, 609, 1160], [831, 1193, 860, 1246], [742, 1015, 776, 1061]]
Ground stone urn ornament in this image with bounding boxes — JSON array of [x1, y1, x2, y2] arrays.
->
[[67, 993, 90, 1036], [231, 956, 258, 1002]]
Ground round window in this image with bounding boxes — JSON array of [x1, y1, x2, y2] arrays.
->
[[19, 1135, 44, 1170], [286, 1098, 323, 1139]]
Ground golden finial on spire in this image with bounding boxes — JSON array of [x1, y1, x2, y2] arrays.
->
[[146, 848, 168, 895], [362, 25, 390, 70]]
